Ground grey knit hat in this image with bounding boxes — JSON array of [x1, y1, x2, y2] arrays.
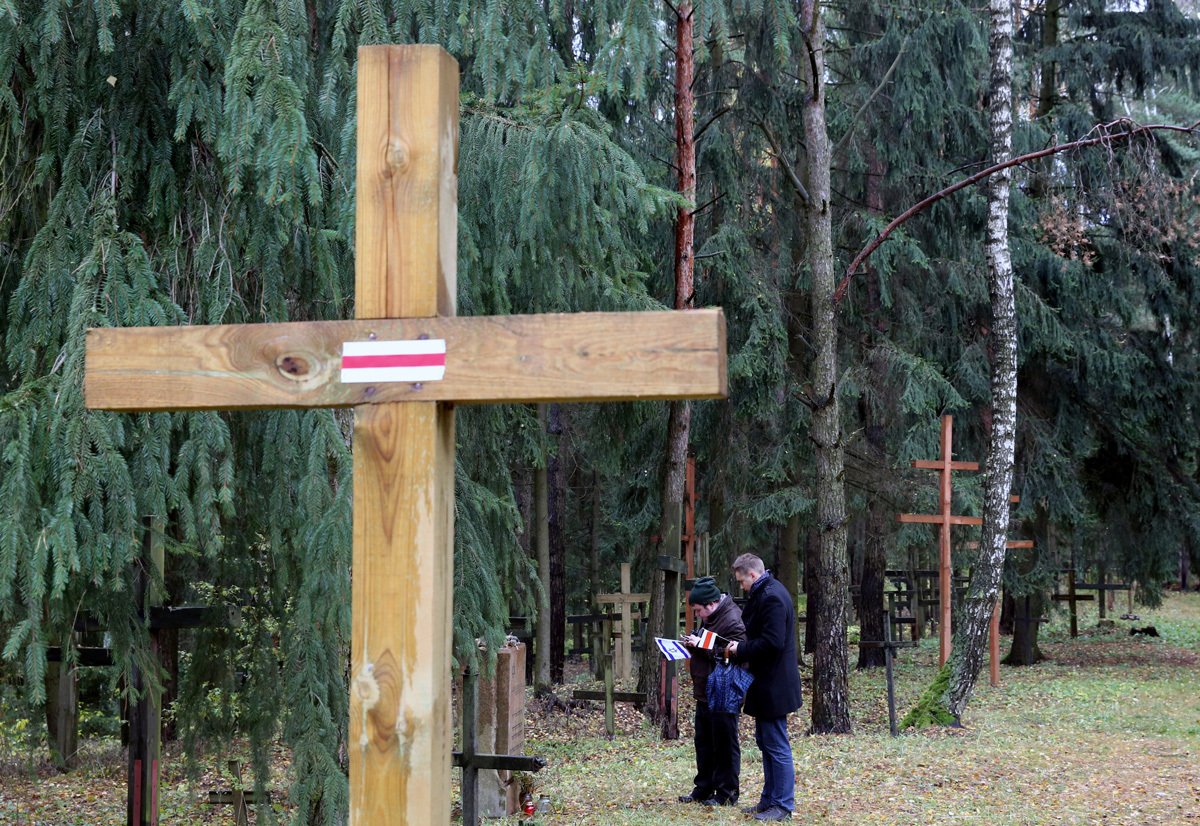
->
[[688, 576, 721, 605]]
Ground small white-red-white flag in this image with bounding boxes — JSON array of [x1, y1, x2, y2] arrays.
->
[[340, 339, 446, 384], [695, 629, 718, 650]]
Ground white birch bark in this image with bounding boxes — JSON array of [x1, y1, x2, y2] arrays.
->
[[945, 0, 1017, 719]]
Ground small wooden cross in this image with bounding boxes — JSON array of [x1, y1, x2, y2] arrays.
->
[[206, 760, 271, 826], [84, 46, 725, 825], [595, 562, 649, 680]]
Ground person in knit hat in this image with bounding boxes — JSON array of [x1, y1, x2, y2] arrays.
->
[[677, 575, 745, 807]]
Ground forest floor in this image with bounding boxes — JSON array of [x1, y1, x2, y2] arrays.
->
[[0, 591, 1197, 825]]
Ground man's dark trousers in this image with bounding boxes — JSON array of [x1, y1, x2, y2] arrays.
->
[[754, 715, 794, 812], [692, 700, 740, 803]]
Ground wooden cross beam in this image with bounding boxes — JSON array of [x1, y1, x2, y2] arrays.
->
[[84, 46, 725, 826]]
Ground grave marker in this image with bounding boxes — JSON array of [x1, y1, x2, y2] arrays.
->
[[455, 645, 543, 826], [897, 415, 980, 666], [596, 563, 649, 681], [899, 415, 1021, 668], [85, 46, 726, 825], [206, 761, 270, 826]]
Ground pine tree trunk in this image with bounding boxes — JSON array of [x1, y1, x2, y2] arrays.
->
[[801, 0, 851, 734], [44, 653, 79, 770], [1036, 0, 1060, 119], [1002, 593, 1045, 665], [1181, 537, 1191, 591], [640, 0, 696, 727], [534, 407, 552, 693], [548, 404, 567, 685], [590, 471, 602, 609], [780, 513, 802, 662], [804, 527, 819, 657], [858, 149, 889, 669], [857, 498, 888, 669], [945, 0, 1017, 721]]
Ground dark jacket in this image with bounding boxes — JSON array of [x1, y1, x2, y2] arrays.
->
[[688, 595, 746, 704], [731, 572, 802, 719]]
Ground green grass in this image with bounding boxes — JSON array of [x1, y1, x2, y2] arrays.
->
[[504, 590, 1200, 825], [1, 592, 1197, 824]]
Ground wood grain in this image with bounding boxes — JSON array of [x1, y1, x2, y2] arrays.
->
[[84, 309, 727, 410], [349, 45, 457, 826]]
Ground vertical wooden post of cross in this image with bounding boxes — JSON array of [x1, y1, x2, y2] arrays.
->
[[936, 416, 953, 666], [658, 554, 687, 739], [348, 47, 458, 824]]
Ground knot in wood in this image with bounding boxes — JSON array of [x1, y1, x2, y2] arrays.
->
[[386, 140, 410, 174], [353, 664, 381, 710], [276, 354, 311, 379]]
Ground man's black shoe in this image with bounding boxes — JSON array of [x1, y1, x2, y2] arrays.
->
[[703, 797, 736, 806], [742, 803, 768, 814], [678, 792, 711, 804], [753, 805, 792, 821]]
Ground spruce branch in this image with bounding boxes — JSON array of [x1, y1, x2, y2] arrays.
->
[[834, 118, 1200, 306]]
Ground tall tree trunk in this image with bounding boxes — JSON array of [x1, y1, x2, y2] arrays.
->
[[534, 406, 552, 693], [779, 513, 802, 662], [803, 526, 819, 657], [858, 146, 889, 670], [1181, 537, 1191, 592], [639, 0, 696, 726], [1004, 513, 1046, 664], [1002, 592, 1046, 665], [44, 641, 79, 770], [548, 404, 567, 685], [1036, 0, 1060, 120], [857, 443, 889, 670], [590, 470, 602, 609], [944, 0, 1017, 720], [800, 0, 851, 734]]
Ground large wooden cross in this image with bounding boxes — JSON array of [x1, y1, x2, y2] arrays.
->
[[897, 415, 981, 666], [84, 46, 726, 825]]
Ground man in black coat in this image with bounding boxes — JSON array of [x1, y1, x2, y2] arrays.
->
[[677, 576, 745, 807], [725, 553, 801, 822]]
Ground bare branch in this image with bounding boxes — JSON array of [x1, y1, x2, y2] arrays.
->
[[832, 32, 911, 159], [690, 191, 726, 218], [694, 106, 731, 143], [833, 118, 1200, 306], [756, 120, 810, 204]]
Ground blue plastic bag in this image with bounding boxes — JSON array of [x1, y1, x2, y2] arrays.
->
[[706, 660, 754, 714]]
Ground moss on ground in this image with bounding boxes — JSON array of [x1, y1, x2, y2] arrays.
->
[[898, 661, 958, 728]]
